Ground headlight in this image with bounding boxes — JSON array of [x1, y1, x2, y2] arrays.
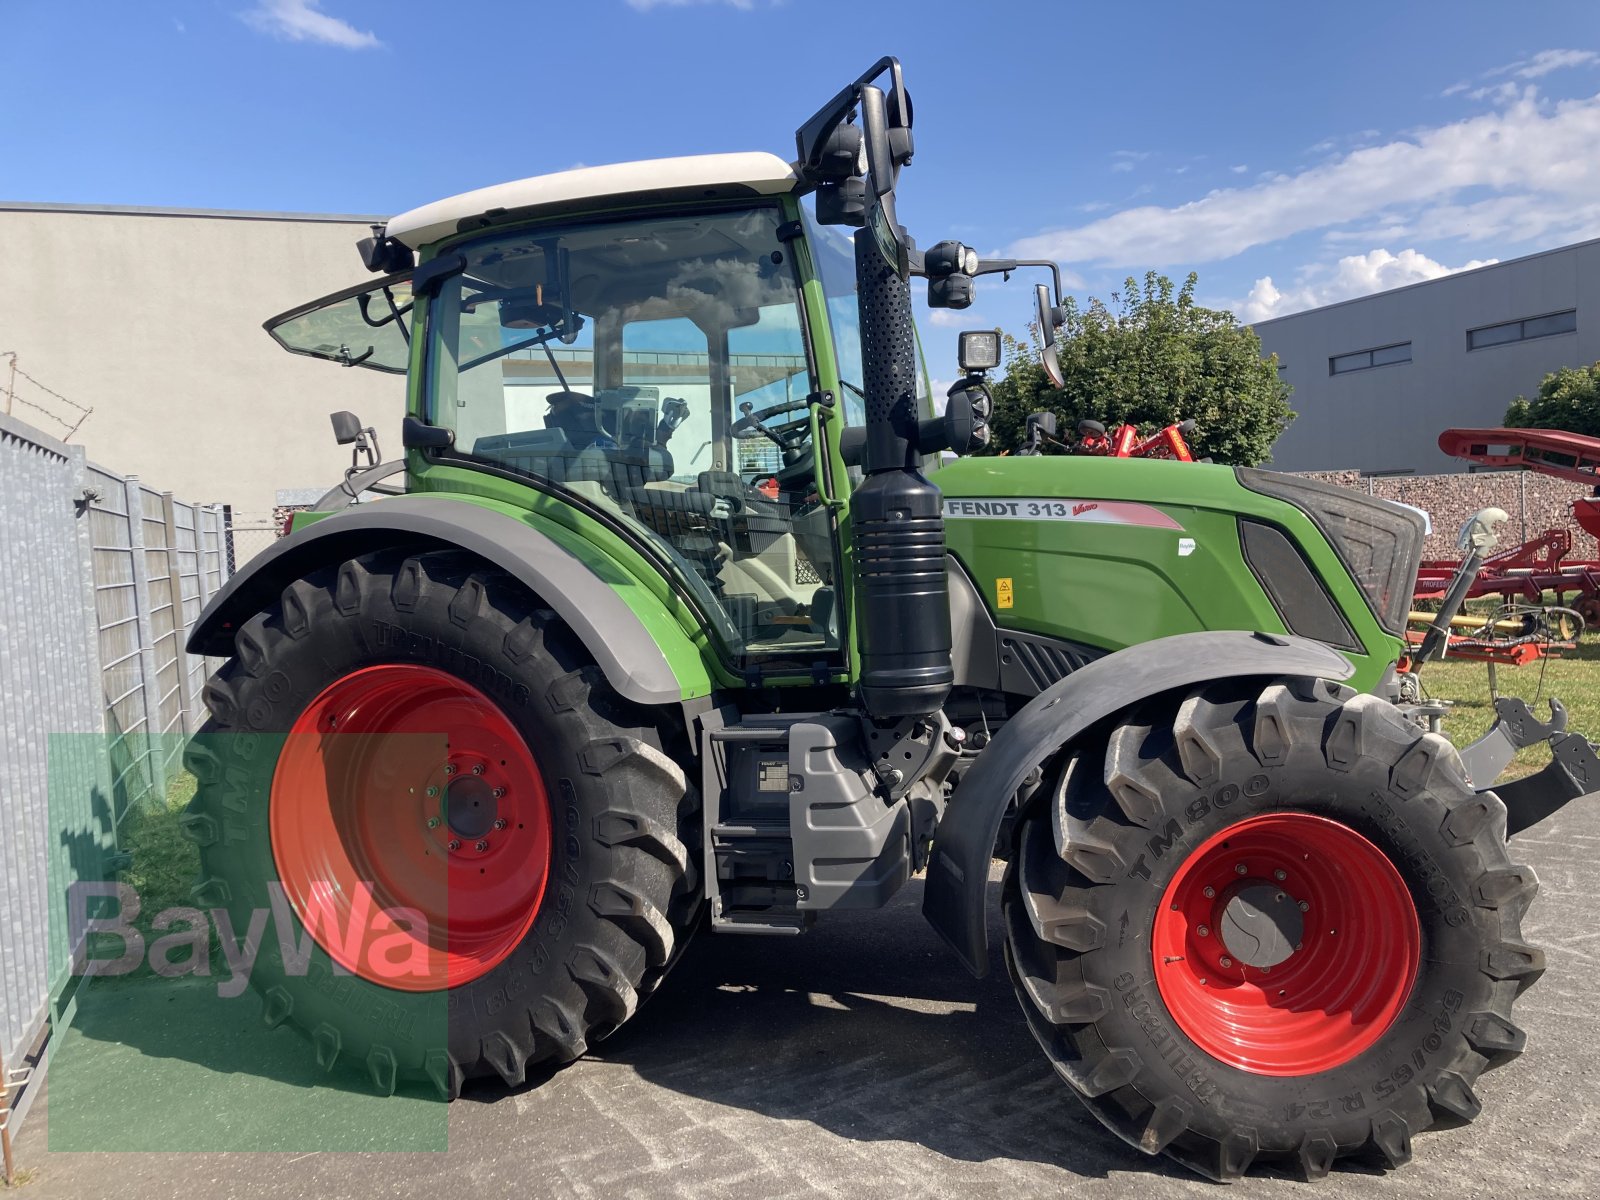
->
[[1235, 469, 1424, 637]]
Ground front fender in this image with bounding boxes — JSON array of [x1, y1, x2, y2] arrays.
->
[[188, 495, 711, 706], [922, 630, 1355, 976]]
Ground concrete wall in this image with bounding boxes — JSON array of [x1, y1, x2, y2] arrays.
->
[[0, 204, 405, 527], [1255, 239, 1600, 474]]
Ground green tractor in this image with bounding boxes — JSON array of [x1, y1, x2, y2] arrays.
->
[[184, 58, 1597, 1181]]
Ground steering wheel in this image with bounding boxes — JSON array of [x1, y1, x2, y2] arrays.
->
[[732, 400, 811, 451]]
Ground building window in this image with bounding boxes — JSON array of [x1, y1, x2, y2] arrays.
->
[[1467, 309, 1576, 351], [1329, 341, 1412, 375]]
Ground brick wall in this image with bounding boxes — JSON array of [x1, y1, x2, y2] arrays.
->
[[1293, 470, 1598, 560]]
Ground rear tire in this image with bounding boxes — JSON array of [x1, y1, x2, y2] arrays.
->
[[182, 549, 701, 1096], [1003, 676, 1543, 1180]]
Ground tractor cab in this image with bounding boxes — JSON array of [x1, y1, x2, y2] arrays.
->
[[267, 154, 941, 666]]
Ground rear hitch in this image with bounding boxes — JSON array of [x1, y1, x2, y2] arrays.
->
[[1495, 732, 1600, 837], [1455, 695, 1600, 835], [1458, 696, 1567, 786]]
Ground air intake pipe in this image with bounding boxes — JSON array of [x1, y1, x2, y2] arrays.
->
[[850, 227, 953, 719]]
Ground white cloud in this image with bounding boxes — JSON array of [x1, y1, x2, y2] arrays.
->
[[927, 308, 988, 328], [1237, 248, 1498, 323], [241, 1, 379, 49], [1230, 164, 1248, 174], [1465, 80, 1519, 103], [1487, 48, 1599, 80], [1012, 87, 1600, 268], [1445, 48, 1597, 96], [1111, 160, 1136, 173]]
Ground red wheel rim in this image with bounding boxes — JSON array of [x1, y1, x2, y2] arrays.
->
[[270, 664, 551, 991], [1151, 812, 1419, 1076]]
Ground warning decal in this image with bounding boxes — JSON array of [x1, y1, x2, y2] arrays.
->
[[943, 497, 1184, 531]]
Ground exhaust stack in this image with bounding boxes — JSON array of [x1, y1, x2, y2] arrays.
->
[[850, 228, 952, 719]]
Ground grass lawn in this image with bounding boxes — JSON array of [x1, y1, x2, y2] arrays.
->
[[115, 770, 200, 948], [1416, 632, 1600, 781]]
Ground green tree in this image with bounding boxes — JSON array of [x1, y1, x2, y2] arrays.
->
[[1504, 362, 1600, 437], [987, 271, 1293, 466]]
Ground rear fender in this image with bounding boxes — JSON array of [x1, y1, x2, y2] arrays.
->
[[922, 630, 1355, 976], [187, 494, 711, 706]]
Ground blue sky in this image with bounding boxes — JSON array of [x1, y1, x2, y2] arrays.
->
[[4, 0, 1600, 347]]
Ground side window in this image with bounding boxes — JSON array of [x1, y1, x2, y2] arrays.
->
[[728, 305, 811, 485]]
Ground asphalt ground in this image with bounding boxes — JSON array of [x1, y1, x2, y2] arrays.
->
[[13, 802, 1600, 1200]]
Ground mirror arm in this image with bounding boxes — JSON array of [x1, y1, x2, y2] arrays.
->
[[794, 56, 899, 176], [972, 257, 1065, 304]]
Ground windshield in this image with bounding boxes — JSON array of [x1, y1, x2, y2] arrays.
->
[[803, 199, 931, 427], [425, 206, 841, 662], [266, 273, 412, 373]]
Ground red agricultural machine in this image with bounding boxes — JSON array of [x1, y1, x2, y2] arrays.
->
[[1407, 427, 1600, 670], [1016, 412, 1197, 460]]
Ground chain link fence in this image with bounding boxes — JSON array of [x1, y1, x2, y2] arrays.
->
[[221, 510, 286, 571]]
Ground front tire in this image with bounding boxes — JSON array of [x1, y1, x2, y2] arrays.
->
[[182, 549, 700, 1096], [1004, 677, 1544, 1180]]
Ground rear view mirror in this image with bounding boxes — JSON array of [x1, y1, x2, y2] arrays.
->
[[331, 410, 363, 445], [1036, 284, 1065, 389]]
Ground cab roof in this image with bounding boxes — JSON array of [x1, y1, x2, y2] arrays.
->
[[385, 152, 800, 249]]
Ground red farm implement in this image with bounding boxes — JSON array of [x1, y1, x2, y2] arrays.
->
[[1404, 426, 1600, 675], [1419, 427, 1600, 630]]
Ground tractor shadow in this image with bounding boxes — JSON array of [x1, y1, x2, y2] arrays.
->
[[470, 876, 1209, 1183]]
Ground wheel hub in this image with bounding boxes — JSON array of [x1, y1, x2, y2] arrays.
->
[[440, 772, 499, 842], [1218, 883, 1303, 969]]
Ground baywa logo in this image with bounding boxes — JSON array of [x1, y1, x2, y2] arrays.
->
[[69, 881, 437, 998]]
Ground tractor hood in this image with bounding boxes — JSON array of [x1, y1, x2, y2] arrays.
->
[[935, 455, 1412, 693]]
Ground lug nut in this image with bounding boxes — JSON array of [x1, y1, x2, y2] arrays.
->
[[1273, 868, 1287, 881], [1298, 899, 1310, 912], [426, 785, 439, 798], [427, 816, 441, 828], [1196, 924, 1210, 937], [475, 839, 490, 852], [471, 764, 485, 776], [447, 839, 461, 851], [493, 818, 508, 831], [1234, 863, 1248, 875], [1202, 885, 1215, 899], [1220, 956, 1234, 968], [444, 763, 456, 776], [492, 787, 506, 799]]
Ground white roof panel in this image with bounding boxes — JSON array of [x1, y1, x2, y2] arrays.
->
[[386, 152, 799, 248]]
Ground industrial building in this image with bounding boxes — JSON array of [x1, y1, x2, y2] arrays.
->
[[1255, 238, 1600, 474], [0, 202, 401, 536]]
